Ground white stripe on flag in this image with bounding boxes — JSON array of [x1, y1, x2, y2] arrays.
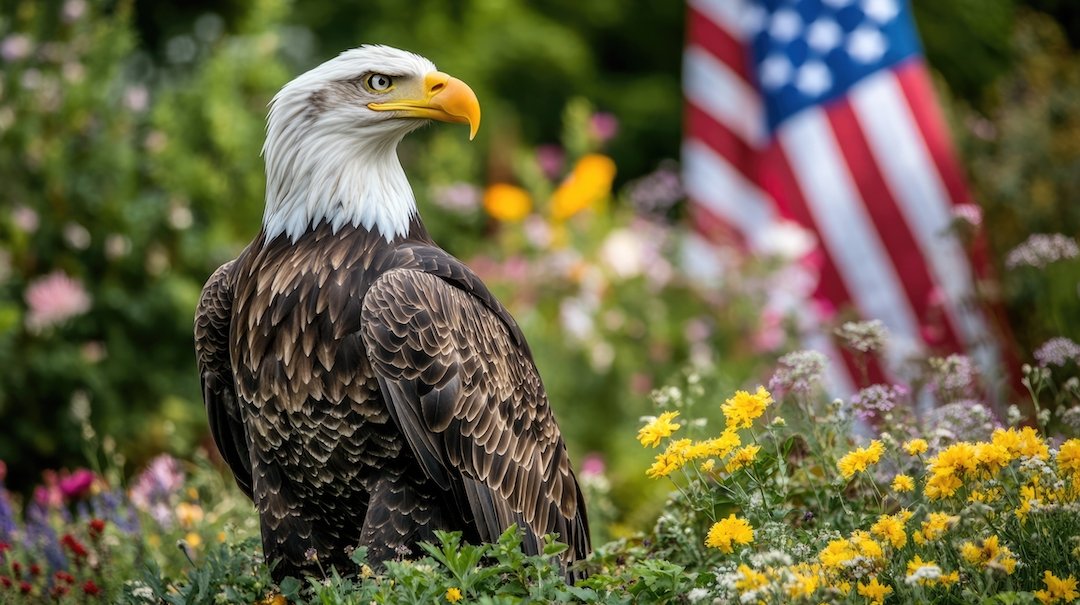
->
[[689, 0, 749, 41], [849, 72, 987, 349], [779, 108, 924, 363], [683, 138, 778, 247], [683, 46, 764, 147]]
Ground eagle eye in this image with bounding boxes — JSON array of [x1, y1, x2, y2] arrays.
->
[[366, 74, 394, 92]]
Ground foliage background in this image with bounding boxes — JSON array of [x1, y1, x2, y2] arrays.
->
[[0, 0, 1078, 541]]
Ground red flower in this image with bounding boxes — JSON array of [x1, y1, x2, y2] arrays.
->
[[28, 563, 40, 577], [11, 561, 20, 578], [89, 518, 106, 537], [18, 581, 31, 594], [0, 542, 10, 554], [51, 584, 70, 598], [0, 575, 11, 588], [60, 534, 89, 558], [54, 570, 75, 584], [82, 580, 101, 596]]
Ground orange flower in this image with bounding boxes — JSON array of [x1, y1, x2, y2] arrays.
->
[[550, 154, 616, 220], [483, 184, 532, 221]]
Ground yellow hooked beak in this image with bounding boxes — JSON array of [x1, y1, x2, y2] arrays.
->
[[368, 71, 481, 140]]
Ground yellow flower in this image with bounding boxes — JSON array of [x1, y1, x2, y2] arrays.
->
[[721, 386, 773, 429], [445, 587, 463, 603], [856, 577, 892, 605], [837, 440, 885, 478], [903, 438, 928, 456], [176, 502, 205, 528], [912, 512, 957, 545], [705, 514, 754, 553], [959, 535, 1017, 575], [645, 439, 691, 479], [483, 183, 532, 222], [735, 564, 769, 593], [637, 411, 682, 448], [184, 532, 202, 549], [726, 444, 761, 473], [700, 459, 716, 473], [891, 474, 914, 493], [924, 472, 963, 500], [550, 154, 616, 220], [686, 431, 741, 460], [1035, 570, 1079, 605], [1058, 438, 1080, 478], [819, 532, 883, 570], [870, 512, 908, 549]]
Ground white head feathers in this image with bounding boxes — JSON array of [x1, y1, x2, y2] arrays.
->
[[261, 45, 438, 242]]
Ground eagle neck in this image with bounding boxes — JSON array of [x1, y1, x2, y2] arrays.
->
[[262, 133, 418, 244]]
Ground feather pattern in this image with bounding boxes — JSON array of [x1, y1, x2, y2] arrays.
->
[[194, 220, 590, 580]]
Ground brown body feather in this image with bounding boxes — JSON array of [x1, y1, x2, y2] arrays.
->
[[194, 219, 589, 580]]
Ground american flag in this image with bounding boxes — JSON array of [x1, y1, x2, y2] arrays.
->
[[683, 0, 999, 394]]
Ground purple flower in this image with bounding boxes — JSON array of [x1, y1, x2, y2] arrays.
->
[[1, 34, 33, 62], [1005, 233, 1079, 269], [851, 384, 908, 421], [1034, 337, 1080, 367], [625, 160, 684, 217], [535, 145, 565, 180], [430, 183, 480, 213], [589, 112, 619, 143], [58, 469, 94, 499], [130, 455, 185, 528], [928, 354, 978, 403], [769, 350, 828, 396]]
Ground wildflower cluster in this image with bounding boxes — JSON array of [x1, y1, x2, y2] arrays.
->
[[633, 355, 1080, 604]]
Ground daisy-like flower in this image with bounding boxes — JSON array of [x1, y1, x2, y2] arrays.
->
[[870, 511, 910, 549], [445, 587, 463, 603], [637, 411, 681, 448], [837, 440, 884, 478], [856, 577, 892, 605], [1034, 570, 1079, 605], [725, 444, 761, 473], [959, 535, 1017, 575], [705, 514, 754, 553], [912, 513, 957, 545], [646, 439, 691, 479], [1057, 438, 1080, 478], [902, 438, 928, 456], [721, 386, 773, 429], [891, 474, 915, 493], [905, 556, 942, 586]]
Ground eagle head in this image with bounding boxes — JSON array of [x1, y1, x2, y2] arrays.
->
[[261, 45, 481, 243]]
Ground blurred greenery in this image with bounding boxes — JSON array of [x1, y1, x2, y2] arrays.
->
[[0, 0, 1078, 540]]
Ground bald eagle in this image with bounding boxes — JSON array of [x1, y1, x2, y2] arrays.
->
[[194, 45, 590, 580]]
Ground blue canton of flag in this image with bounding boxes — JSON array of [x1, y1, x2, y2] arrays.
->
[[745, 0, 923, 131]]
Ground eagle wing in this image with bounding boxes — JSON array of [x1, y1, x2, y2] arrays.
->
[[360, 267, 589, 562], [194, 261, 254, 499]]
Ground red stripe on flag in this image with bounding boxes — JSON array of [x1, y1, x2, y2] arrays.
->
[[757, 141, 890, 387], [687, 6, 753, 85], [826, 98, 965, 353], [686, 101, 757, 184]]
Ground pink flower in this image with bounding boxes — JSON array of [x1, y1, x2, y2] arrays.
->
[[581, 454, 605, 477], [1, 35, 32, 62], [535, 145, 565, 180], [589, 112, 619, 143], [59, 468, 94, 499], [952, 203, 982, 227], [10, 206, 39, 233], [24, 271, 91, 332]]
